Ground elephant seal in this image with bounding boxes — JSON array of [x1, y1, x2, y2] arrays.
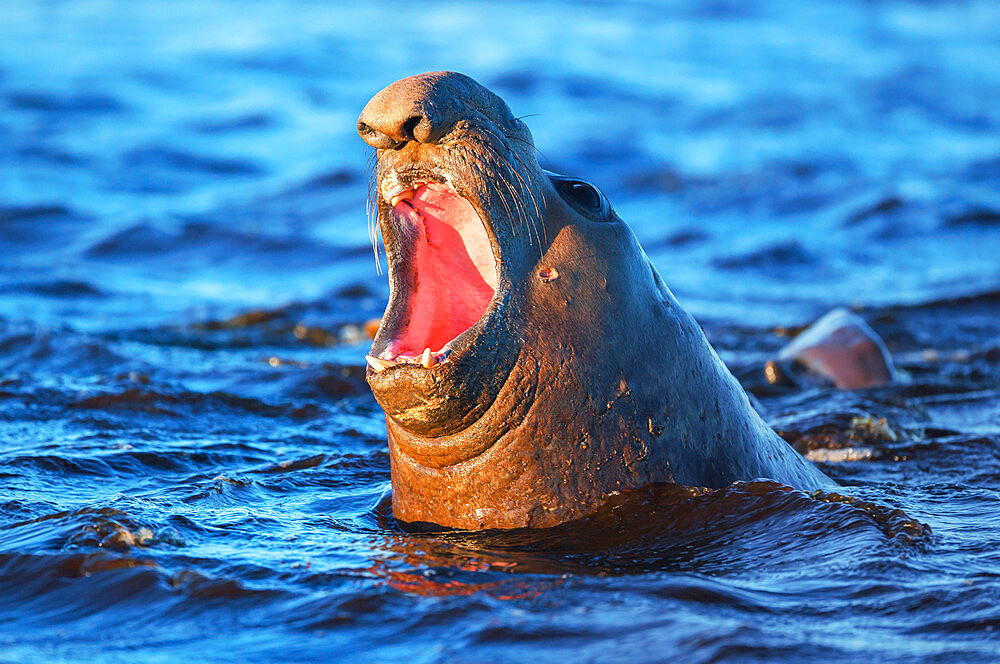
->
[[766, 308, 898, 390], [357, 71, 833, 530]]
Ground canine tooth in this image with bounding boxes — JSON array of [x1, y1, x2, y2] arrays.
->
[[390, 190, 414, 207], [421, 348, 436, 368], [366, 355, 397, 372]]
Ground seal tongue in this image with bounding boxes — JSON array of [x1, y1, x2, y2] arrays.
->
[[392, 183, 497, 357]]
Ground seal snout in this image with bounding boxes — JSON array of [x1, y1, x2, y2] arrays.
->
[[358, 71, 518, 149], [358, 71, 466, 149]]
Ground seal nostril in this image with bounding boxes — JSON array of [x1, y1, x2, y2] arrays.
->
[[357, 120, 403, 150], [401, 116, 423, 141], [357, 121, 377, 142]]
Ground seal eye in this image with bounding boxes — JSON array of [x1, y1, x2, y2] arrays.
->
[[567, 182, 602, 210], [544, 170, 613, 221]]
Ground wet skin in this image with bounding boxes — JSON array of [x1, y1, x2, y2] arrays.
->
[[358, 71, 833, 530]]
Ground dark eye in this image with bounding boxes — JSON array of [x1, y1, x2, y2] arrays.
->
[[567, 181, 601, 210], [544, 170, 613, 221]]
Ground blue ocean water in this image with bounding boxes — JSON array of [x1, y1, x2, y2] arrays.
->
[[1, 1, 999, 662]]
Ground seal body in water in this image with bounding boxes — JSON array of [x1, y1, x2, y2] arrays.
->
[[357, 71, 833, 530], [766, 307, 898, 390]]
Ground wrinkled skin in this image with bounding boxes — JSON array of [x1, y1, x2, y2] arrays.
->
[[358, 72, 833, 530]]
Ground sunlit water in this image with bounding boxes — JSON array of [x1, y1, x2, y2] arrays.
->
[[1, 1, 999, 662]]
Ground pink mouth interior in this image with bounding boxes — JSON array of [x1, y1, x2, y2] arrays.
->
[[387, 183, 497, 358]]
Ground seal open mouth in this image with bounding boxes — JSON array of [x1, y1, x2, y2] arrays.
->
[[366, 180, 499, 372], [358, 71, 535, 441]]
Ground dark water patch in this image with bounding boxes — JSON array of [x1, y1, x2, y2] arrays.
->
[[69, 387, 326, 421], [0, 279, 105, 298], [2, 442, 278, 491], [643, 228, 711, 251], [844, 195, 906, 226], [334, 282, 380, 299], [561, 74, 647, 106], [232, 52, 324, 76], [0, 323, 127, 376], [187, 171, 368, 235], [966, 156, 1000, 185], [104, 322, 287, 352], [109, 447, 274, 477], [490, 69, 650, 108], [187, 113, 275, 134], [864, 290, 1000, 370], [156, 292, 383, 352], [16, 144, 92, 167], [1, 505, 157, 554], [686, 0, 760, 19], [171, 316, 377, 353], [490, 69, 541, 95], [623, 165, 686, 193], [768, 189, 840, 217], [278, 169, 359, 197], [167, 568, 291, 603], [0, 551, 164, 623], [115, 146, 265, 193], [84, 221, 174, 257], [713, 240, 826, 275], [3, 454, 120, 479], [743, 94, 808, 130], [235, 451, 392, 498], [907, 614, 1000, 637], [971, 345, 1000, 363], [84, 220, 346, 270], [625, 160, 858, 217], [193, 298, 376, 335], [869, 64, 996, 132], [883, 434, 1000, 474], [255, 364, 370, 401], [664, 228, 709, 246], [123, 146, 264, 176], [283, 587, 450, 633], [944, 206, 1000, 228], [199, 308, 284, 330], [0, 204, 90, 246], [573, 136, 641, 169], [692, 94, 815, 132], [6, 91, 124, 115], [255, 454, 328, 475], [883, 288, 1000, 312], [0, 499, 58, 527], [0, 548, 291, 636]]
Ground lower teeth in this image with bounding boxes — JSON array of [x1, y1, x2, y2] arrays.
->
[[365, 348, 450, 373]]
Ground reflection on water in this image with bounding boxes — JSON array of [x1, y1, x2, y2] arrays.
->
[[1, 1, 999, 662]]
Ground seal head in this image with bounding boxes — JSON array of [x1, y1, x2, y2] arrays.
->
[[358, 71, 833, 530]]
